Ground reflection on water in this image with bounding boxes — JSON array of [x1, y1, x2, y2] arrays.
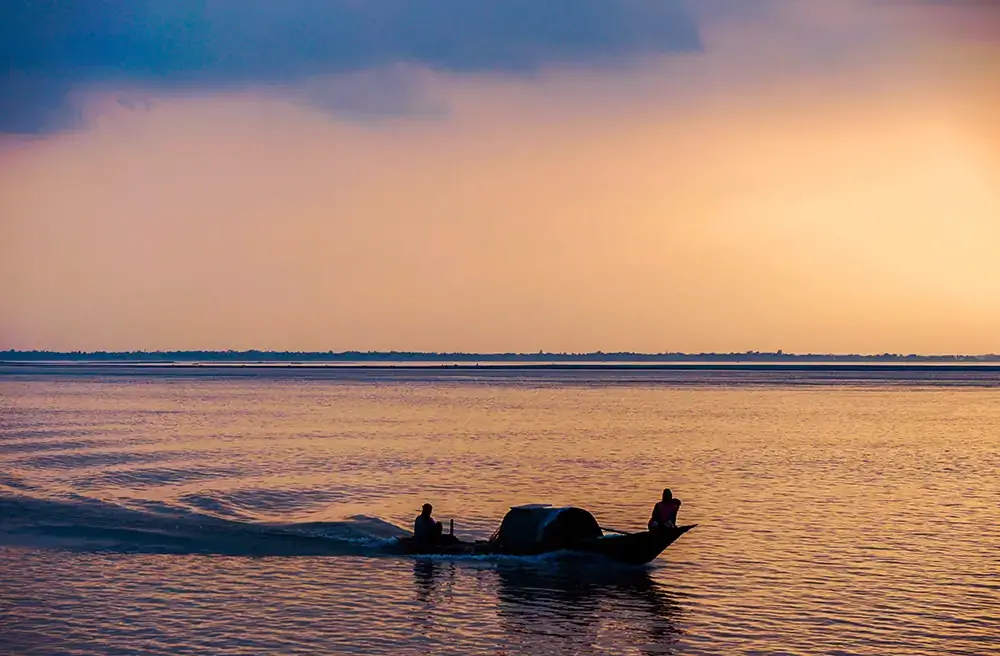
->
[[406, 558, 686, 656], [413, 558, 458, 604], [494, 563, 684, 656]]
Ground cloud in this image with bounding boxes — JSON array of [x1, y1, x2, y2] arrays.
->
[[0, 0, 701, 133]]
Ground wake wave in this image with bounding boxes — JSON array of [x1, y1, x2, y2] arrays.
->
[[0, 490, 408, 556]]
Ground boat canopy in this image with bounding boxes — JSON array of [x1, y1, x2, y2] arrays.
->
[[495, 505, 602, 552]]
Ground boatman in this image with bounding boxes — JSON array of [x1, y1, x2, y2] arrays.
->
[[414, 503, 443, 546], [648, 488, 681, 531]]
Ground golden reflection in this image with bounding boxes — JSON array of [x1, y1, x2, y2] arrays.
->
[[494, 563, 684, 656]]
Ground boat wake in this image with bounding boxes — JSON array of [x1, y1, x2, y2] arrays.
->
[[0, 490, 417, 557]]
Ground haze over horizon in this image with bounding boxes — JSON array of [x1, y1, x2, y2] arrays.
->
[[4, 1, 999, 354]]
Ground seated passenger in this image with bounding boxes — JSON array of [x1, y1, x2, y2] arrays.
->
[[648, 488, 681, 531], [413, 503, 443, 545]]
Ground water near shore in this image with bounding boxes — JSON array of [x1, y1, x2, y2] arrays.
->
[[2, 365, 997, 655]]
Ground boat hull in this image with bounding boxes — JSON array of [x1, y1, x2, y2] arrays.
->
[[392, 524, 696, 565], [391, 534, 492, 556], [572, 525, 696, 565]]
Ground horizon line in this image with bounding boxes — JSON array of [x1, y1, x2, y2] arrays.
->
[[2, 349, 999, 361]]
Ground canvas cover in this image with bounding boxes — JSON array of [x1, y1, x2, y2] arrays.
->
[[495, 504, 602, 552]]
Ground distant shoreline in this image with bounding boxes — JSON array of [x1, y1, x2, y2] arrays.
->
[[2, 350, 998, 364]]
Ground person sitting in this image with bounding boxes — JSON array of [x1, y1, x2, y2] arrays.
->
[[413, 503, 443, 546], [648, 488, 682, 531]]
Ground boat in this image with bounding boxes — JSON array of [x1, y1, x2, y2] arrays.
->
[[391, 504, 696, 565]]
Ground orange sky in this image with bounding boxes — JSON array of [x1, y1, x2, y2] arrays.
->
[[2, 1, 999, 353]]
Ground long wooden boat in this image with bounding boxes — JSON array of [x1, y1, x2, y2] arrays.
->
[[391, 505, 696, 565]]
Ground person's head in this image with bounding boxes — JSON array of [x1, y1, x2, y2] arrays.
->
[[421, 503, 432, 516], [661, 488, 673, 502]]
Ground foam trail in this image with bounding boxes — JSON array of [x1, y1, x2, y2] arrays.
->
[[0, 492, 407, 556]]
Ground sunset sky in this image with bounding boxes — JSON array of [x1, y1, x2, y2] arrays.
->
[[3, 0, 999, 353]]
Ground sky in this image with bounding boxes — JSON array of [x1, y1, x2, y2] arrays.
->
[[3, 0, 999, 354]]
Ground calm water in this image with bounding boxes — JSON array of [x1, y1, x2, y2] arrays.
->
[[1, 366, 998, 655]]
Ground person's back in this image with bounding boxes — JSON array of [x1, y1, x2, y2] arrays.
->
[[649, 489, 681, 530], [413, 514, 434, 541], [413, 503, 443, 545]]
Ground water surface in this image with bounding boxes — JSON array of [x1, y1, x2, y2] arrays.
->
[[2, 367, 997, 654]]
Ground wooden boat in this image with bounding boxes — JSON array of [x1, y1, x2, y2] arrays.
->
[[392, 505, 695, 565]]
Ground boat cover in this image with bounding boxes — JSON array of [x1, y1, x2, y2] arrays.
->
[[495, 505, 603, 552]]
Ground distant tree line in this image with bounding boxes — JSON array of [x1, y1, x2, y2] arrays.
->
[[2, 350, 998, 362]]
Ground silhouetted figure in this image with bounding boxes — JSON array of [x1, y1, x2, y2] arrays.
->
[[414, 503, 443, 546], [648, 489, 681, 531]]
